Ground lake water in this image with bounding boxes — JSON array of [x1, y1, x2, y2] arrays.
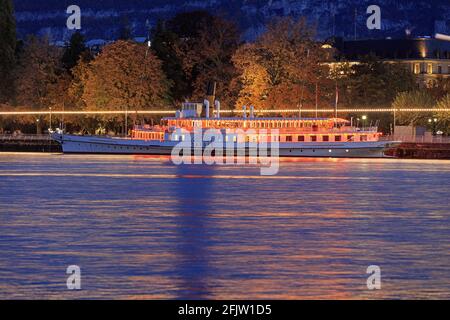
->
[[0, 153, 449, 299]]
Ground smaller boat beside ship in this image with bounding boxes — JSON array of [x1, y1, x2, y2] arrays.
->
[[51, 99, 399, 158]]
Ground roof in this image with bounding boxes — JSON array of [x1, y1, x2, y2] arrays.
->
[[335, 37, 450, 60]]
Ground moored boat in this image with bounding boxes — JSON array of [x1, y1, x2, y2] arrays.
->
[[51, 100, 400, 158]]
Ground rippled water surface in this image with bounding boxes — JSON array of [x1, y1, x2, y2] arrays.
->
[[0, 153, 449, 299]]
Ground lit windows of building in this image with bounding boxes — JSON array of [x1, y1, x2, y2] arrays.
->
[[414, 63, 421, 74], [427, 63, 433, 74]]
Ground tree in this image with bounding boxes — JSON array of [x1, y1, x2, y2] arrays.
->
[[343, 55, 417, 107], [169, 11, 240, 107], [232, 17, 330, 111], [118, 15, 132, 40], [62, 31, 92, 71], [0, 0, 16, 103], [79, 40, 171, 111], [14, 36, 64, 133], [151, 20, 189, 103], [428, 76, 450, 101], [392, 91, 435, 126], [434, 94, 450, 135]]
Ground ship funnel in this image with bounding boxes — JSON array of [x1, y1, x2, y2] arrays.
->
[[204, 99, 210, 118], [206, 81, 216, 118], [250, 105, 255, 118], [243, 106, 247, 119], [215, 100, 221, 119]]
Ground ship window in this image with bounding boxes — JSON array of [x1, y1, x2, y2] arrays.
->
[[298, 135, 305, 142], [335, 135, 342, 142], [347, 135, 354, 141], [322, 135, 329, 142], [286, 136, 292, 142], [310, 136, 317, 142]]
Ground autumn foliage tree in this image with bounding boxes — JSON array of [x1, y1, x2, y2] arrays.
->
[[77, 40, 171, 111], [232, 17, 330, 111]]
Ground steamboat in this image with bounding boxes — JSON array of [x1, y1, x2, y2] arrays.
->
[[51, 99, 399, 158]]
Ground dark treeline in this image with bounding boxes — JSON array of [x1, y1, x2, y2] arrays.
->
[[1, 1, 450, 135]]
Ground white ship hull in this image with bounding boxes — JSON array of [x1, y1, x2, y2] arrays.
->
[[52, 133, 398, 158]]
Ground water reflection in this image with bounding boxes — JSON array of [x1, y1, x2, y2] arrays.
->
[[0, 153, 449, 299], [172, 164, 216, 299]]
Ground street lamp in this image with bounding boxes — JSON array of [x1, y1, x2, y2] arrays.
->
[[36, 118, 40, 135], [49, 107, 52, 131], [428, 118, 438, 136]]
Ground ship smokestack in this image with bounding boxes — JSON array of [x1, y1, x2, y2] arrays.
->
[[215, 100, 221, 119], [204, 99, 210, 118], [206, 81, 216, 118]]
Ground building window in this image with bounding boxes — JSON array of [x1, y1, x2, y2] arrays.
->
[[286, 136, 292, 142], [360, 135, 368, 142], [438, 66, 442, 74], [322, 135, 329, 142], [414, 63, 420, 74], [347, 135, 354, 141], [298, 135, 305, 142], [310, 136, 317, 142], [335, 135, 342, 142], [427, 63, 433, 74]]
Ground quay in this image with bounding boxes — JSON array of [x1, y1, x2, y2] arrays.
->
[[389, 142, 450, 159], [0, 135, 61, 153]]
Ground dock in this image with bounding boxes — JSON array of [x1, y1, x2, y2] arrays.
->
[[0, 135, 62, 153], [389, 142, 450, 159]]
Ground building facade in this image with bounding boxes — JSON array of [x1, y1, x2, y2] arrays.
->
[[331, 36, 450, 87]]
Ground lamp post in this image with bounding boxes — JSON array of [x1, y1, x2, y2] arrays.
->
[[36, 118, 40, 135], [428, 118, 438, 136], [49, 107, 52, 131]]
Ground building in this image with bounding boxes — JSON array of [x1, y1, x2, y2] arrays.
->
[[330, 35, 450, 87]]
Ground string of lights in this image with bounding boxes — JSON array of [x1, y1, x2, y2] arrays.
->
[[0, 108, 449, 116]]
